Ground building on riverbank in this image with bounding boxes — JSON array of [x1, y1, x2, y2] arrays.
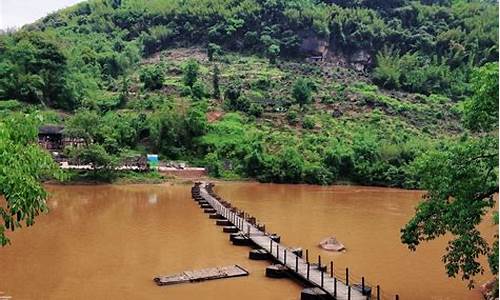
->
[[38, 125, 85, 152]]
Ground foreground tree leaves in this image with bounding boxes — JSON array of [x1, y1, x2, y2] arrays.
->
[[0, 113, 61, 246], [402, 63, 499, 288], [402, 136, 498, 286]]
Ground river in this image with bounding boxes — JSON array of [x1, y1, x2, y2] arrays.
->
[[0, 182, 495, 300]]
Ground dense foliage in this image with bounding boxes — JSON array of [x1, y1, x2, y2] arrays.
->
[[401, 63, 499, 288], [0, 0, 495, 104], [0, 0, 495, 185], [0, 113, 60, 246]]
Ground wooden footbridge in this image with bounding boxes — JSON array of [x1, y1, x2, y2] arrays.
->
[[191, 182, 398, 300]]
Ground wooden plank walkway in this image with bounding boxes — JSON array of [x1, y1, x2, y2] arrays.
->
[[154, 265, 249, 286], [197, 182, 366, 300]]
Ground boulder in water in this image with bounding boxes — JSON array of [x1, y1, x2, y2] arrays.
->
[[319, 236, 345, 252]]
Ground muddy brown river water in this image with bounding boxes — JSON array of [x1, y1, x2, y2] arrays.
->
[[0, 182, 496, 300]]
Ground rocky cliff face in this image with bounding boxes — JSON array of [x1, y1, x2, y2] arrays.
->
[[299, 33, 373, 72], [349, 50, 372, 73], [300, 36, 329, 58]]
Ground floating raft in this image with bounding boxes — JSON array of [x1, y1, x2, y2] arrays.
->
[[154, 265, 249, 286]]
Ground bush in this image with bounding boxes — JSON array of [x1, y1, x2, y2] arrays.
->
[[373, 47, 401, 89], [287, 110, 299, 125], [252, 76, 272, 90], [180, 85, 192, 97], [302, 115, 315, 129], [226, 95, 250, 112], [191, 81, 207, 100], [207, 43, 222, 61], [139, 65, 164, 90], [204, 152, 223, 177], [182, 59, 200, 88], [292, 78, 313, 107], [248, 103, 263, 117], [0, 100, 23, 111], [303, 163, 334, 185]]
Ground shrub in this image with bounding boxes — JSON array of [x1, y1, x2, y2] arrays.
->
[[182, 59, 200, 88], [207, 43, 222, 61], [287, 110, 299, 125], [226, 95, 250, 112], [139, 64, 164, 90], [180, 85, 192, 97], [0, 100, 23, 111], [191, 81, 206, 100], [302, 115, 315, 129], [373, 47, 401, 89], [248, 103, 263, 117], [292, 78, 313, 107]]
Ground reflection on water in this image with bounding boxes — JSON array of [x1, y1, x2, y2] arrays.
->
[[148, 193, 158, 205], [0, 183, 496, 300]]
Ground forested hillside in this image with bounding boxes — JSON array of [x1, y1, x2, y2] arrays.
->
[[0, 0, 498, 186]]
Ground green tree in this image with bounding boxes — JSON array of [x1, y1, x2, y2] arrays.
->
[[69, 143, 118, 181], [64, 109, 100, 144], [182, 59, 200, 88], [248, 103, 263, 117], [0, 32, 75, 109], [373, 47, 401, 89], [302, 115, 315, 129], [76, 143, 117, 171], [267, 44, 280, 64], [207, 43, 222, 61], [191, 81, 206, 100], [212, 65, 221, 99], [0, 113, 60, 246], [292, 78, 313, 107], [139, 64, 164, 90], [401, 63, 499, 288], [463, 62, 499, 132]]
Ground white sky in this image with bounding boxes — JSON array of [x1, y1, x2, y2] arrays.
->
[[0, 0, 84, 30]]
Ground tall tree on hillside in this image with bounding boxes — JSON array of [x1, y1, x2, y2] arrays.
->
[[401, 62, 499, 288], [292, 77, 313, 107], [212, 64, 221, 99], [182, 59, 200, 88]]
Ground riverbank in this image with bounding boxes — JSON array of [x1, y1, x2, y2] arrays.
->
[[50, 169, 414, 189]]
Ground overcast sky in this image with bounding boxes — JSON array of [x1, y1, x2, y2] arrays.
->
[[0, 0, 84, 30]]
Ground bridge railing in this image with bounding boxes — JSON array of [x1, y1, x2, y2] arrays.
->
[[199, 183, 401, 300]]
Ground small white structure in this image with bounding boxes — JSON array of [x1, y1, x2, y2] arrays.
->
[[319, 236, 345, 252]]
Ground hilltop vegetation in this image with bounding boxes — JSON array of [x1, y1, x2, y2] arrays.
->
[[0, 0, 497, 187]]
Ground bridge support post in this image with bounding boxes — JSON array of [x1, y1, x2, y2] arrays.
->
[[334, 278, 337, 298], [318, 255, 321, 269], [346, 268, 349, 286], [362, 277, 365, 294], [295, 256, 298, 272], [376, 285, 380, 300], [306, 249, 309, 263], [348, 286, 351, 300], [321, 269, 324, 287], [270, 239, 272, 252], [307, 262, 310, 280], [284, 249, 287, 265], [330, 261, 333, 277], [277, 245, 279, 260], [395, 295, 399, 300]]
